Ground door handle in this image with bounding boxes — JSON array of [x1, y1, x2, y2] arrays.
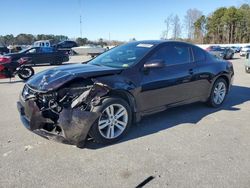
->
[[189, 69, 194, 75]]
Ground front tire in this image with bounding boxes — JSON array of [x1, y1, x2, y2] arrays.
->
[[207, 78, 228, 107], [89, 97, 132, 144]]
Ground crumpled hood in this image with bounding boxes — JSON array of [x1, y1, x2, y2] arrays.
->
[[26, 63, 123, 91]]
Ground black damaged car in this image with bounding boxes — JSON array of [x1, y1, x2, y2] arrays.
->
[[17, 41, 234, 147]]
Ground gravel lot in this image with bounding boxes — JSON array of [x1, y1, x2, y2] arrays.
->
[[0, 54, 250, 188]]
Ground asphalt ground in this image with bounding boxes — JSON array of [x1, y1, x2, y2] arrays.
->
[[0, 54, 250, 188]]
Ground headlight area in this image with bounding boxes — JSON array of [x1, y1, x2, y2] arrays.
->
[[20, 81, 110, 147]]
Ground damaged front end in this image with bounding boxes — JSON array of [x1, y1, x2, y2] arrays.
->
[[17, 79, 109, 147]]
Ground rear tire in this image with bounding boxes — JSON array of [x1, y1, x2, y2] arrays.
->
[[89, 97, 132, 144], [18, 66, 34, 80], [207, 78, 228, 108], [245, 66, 250, 73]]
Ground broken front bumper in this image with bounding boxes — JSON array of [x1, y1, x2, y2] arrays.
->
[[17, 96, 100, 147]]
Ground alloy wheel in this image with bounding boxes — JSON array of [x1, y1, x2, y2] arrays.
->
[[213, 82, 226, 105], [98, 104, 128, 139]]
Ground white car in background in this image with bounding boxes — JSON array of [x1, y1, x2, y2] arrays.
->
[[240, 45, 250, 56], [34, 40, 51, 47]]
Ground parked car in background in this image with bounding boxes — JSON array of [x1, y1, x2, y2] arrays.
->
[[209, 47, 234, 60], [245, 53, 250, 73], [3, 46, 69, 65], [54, 40, 78, 49], [205, 45, 220, 51], [72, 45, 106, 57], [0, 46, 9, 55], [230, 46, 241, 53], [53, 40, 78, 55], [17, 40, 234, 147], [240, 45, 250, 56]]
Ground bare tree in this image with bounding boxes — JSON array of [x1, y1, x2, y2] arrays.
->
[[172, 15, 181, 40], [194, 15, 207, 43], [185, 8, 202, 40], [162, 14, 173, 39]]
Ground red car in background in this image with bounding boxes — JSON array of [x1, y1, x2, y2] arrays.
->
[[205, 45, 221, 51]]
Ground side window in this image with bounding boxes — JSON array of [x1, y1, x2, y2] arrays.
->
[[65, 42, 72, 48], [71, 42, 77, 47], [148, 45, 191, 65], [27, 48, 37, 54], [60, 42, 67, 48], [67, 42, 76, 48], [193, 46, 206, 62]]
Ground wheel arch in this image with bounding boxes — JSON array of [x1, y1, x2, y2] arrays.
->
[[107, 89, 137, 113], [206, 73, 231, 100], [210, 73, 231, 96], [107, 89, 138, 122], [217, 75, 230, 89]]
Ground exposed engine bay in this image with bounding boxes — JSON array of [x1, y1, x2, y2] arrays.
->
[[20, 78, 110, 146]]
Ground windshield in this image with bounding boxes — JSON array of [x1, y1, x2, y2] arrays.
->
[[88, 42, 154, 68], [18, 48, 31, 53]]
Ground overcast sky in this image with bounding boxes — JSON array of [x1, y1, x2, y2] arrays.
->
[[0, 0, 248, 41]]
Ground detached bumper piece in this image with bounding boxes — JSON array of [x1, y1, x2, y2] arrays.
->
[[17, 99, 100, 147]]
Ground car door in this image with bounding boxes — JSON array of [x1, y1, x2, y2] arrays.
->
[[38, 47, 56, 64], [34, 47, 49, 64], [191, 46, 216, 99], [24, 48, 39, 65], [138, 43, 197, 111]]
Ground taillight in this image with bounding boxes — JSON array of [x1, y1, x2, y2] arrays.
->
[[0, 56, 11, 64]]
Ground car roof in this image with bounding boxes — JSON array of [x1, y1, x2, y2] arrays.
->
[[59, 40, 76, 43], [129, 40, 196, 46]]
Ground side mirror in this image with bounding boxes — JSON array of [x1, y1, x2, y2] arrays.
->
[[246, 53, 249, 59], [144, 59, 165, 69]]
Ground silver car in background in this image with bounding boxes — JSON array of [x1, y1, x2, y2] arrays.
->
[[245, 53, 250, 73], [240, 45, 250, 56]]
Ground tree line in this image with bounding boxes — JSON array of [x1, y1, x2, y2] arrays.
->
[[195, 4, 250, 44], [0, 34, 69, 46], [0, 34, 123, 47], [162, 3, 250, 44]]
